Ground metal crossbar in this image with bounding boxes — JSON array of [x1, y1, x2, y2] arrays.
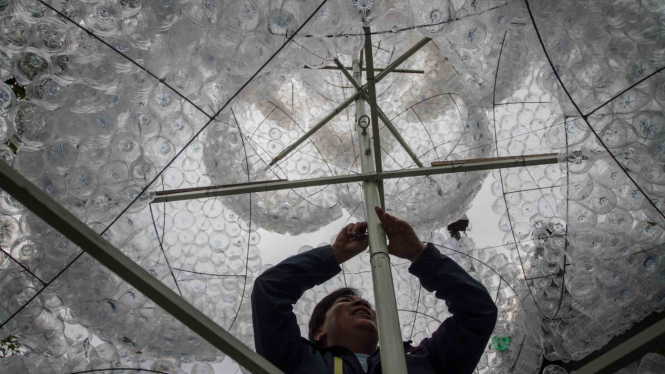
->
[[268, 37, 432, 166], [306, 66, 425, 74], [153, 154, 559, 203], [332, 58, 424, 168]]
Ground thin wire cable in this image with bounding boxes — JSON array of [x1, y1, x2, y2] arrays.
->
[[0, 0, 332, 330], [495, 279, 502, 304], [149, 203, 182, 296], [491, 29, 542, 315], [549, 115, 571, 320], [398, 309, 442, 324], [584, 66, 665, 118], [409, 277, 423, 341], [36, 1, 212, 121], [228, 108, 254, 331], [0, 247, 46, 286], [508, 334, 527, 373], [523, 0, 665, 221], [285, 3, 509, 38]]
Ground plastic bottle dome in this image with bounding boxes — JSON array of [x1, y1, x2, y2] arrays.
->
[[0, 0, 664, 373]]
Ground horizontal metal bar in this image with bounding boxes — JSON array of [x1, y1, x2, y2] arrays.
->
[[430, 153, 558, 166], [306, 66, 425, 74], [0, 161, 285, 374], [154, 153, 558, 203], [155, 179, 288, 197]]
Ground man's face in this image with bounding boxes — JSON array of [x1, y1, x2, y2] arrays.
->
[[317, 294, 379, 347]]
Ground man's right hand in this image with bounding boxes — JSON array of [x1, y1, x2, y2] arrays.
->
[[332, 222, 369, 264], [375, 206, 427, 262]]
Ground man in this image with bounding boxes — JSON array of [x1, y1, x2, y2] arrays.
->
[[251, 206, 498, 373]]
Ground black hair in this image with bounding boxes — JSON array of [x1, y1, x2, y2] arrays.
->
[[308, 287, 360, 347]]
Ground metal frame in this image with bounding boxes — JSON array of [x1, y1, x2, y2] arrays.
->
[[0, 161, 285, 374], [332, 58, 424, 168], [573, 316, 665, 374], [0, 15, 566, 374], [154, 154, 558, 203], [306, 66, 425, 74], [269, 37, 432, 166]]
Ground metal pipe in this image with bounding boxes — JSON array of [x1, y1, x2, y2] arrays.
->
[[305, 66, 425, 74], [332, 58, 424, 168], [0, 161, 285, 374], [363, 27, 384, 176], [353, 55, 409, 374], [153, 154, 560, 203], [269, 37, 432, 166], [362, 27, 386, 208], [373, 37, 431, 83]]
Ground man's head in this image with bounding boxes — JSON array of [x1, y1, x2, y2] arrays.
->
[[308, 288, 379, 354]]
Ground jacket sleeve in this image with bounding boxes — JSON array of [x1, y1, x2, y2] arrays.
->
[[251, 245, 341, 373], [408, 242, 498, 374]]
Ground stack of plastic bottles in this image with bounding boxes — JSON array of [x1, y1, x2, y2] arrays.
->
[[0, 0, 663, 373]]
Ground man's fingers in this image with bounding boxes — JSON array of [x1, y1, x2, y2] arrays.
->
[[375, 206, 387, 224]]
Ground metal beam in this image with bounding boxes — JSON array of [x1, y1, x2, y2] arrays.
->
[[352, 52, 408, 374], [0, 161, 285, 374], [574, 316, 665, 374], [306, 66, 425, 74], [332, 58, 424, 168], [268, 37, 432, 166], [153, 153, 559, 203]]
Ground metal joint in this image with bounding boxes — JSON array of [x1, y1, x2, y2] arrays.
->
[[358, 114, 370, 135]]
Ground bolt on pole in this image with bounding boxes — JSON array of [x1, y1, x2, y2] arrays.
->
[[353, 55, 409, 374]]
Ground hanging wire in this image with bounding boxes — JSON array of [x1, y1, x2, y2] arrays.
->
[[0, 246, 46, 286], [149, 203, 182, 297], [35, 2, 213, 122], [147, 175, 182, 296], [491, 29, 542, 315], [523, 0, 665, 221], [549, 115, 571, 320], [508, 334, 528, 373], [0, 0, 332, 330], [227, 108, 254, 331]]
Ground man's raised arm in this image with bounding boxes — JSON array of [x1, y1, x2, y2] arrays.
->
[[374, 206, 498, 374], [408, 243, 498, 374], [251, 222, 369, 373]]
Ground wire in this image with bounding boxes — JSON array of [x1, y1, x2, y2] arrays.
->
[[0, 246, 46, 286], [523, 0, 665, 221], [227, 108, 254, 331], [1, 0, 332, 330], [35, 1, 212, 121], [149, 202, 182, 296]]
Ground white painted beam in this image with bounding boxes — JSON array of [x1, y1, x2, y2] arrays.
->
[[0, 161, 285, 374]]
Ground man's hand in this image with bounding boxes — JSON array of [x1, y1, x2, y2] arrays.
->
[[375, 206, 427, 262], [332, 222, 369, 264]]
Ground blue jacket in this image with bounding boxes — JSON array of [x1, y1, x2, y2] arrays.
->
[[251, 243, 498, 374]]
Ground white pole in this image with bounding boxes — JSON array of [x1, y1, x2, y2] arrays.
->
[[353, 56, 409, 374]]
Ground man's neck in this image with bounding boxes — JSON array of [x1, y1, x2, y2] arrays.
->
[[335, 341, 377, 356]]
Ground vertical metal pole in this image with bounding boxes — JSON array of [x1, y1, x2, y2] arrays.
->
[[353, 57, 408, 374], [362, 27, 386, 208]]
